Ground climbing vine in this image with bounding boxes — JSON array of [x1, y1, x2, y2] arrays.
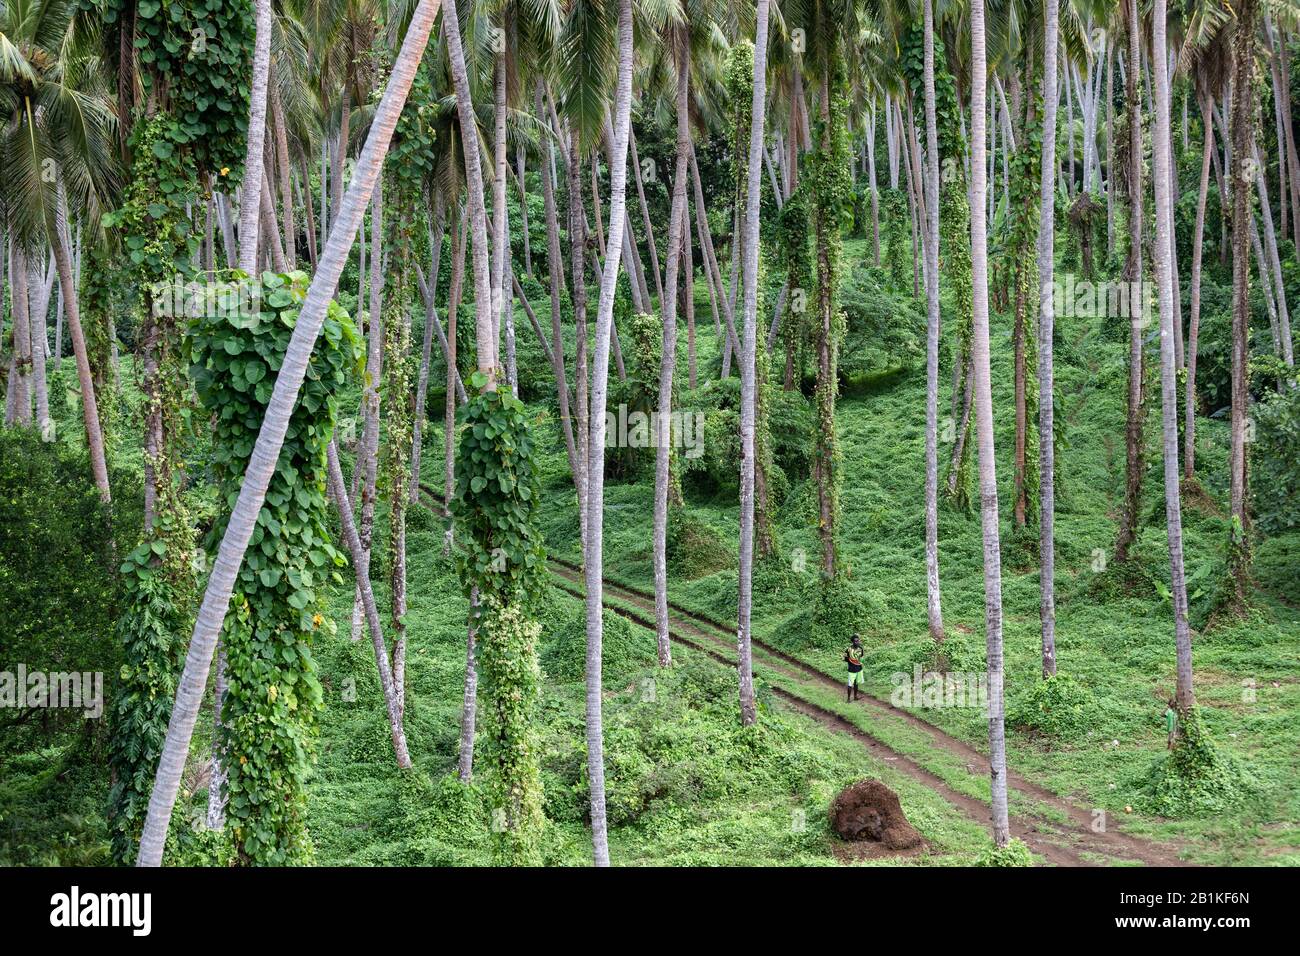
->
[[189, 272, 359, 864], [807, 76, 852, 578], [451, 377, 548, 864]]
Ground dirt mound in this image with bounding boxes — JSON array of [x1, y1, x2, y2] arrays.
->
[[830, 779, 923, 849]]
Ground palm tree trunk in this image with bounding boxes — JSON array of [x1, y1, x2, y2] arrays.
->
[[630, 126, 664, 304], [457, 588, 479, 780], [653, 34, 690, 670], [536, 81, 581, 495], [582, 0, 634, 868], [1227, 0, 1258, 608], [29, 255, 50, 439], [1036, 0, 1060, 676], [271, 81, 296, 270], [135, 0, 443, 866], [444, 0, 498, 383], [1152, 0, 1195, 712], [326, 441, 412, 767], [921, 0, 944, 645], [1184, 95, 1214, 481], [6, 242, 31, 426], [411, 204, 447, 502], [737, 1, 771, 726], [1114, 1, 1146, 567], [51, 215, 111, 503], [445, 207, 465, 554], [237, 0, 273, 275], [492, 49, 508, 363], [970, 0, 1011, 848], [351, 181, 385, 641]]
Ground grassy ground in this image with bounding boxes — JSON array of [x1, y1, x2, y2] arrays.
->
[[517, 237, 1300, 865], [3, 232, 1297, 867]]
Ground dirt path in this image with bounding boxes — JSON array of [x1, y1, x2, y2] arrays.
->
[[419, 485, 1186, 865]]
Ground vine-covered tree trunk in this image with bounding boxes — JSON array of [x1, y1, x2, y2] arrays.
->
[[1036, 0, 1059, 676], [921, 0, 944, 644], [1114, 3, 1146, 567]]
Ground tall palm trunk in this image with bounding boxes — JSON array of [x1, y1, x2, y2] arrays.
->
[[491, 50, 508, 364], [736, 0, 771, 727], [29, 255, 50, 438], [582, 0, 634, 868], [1114, 2, 1146, 566], [443, 0, 497, 383], [134, 0, 443, 867], [271, 81, 296, 270], [921, 0, 944, 644], [1184, 95, 1214, 480], [1036, 0, 1060, 676], [411, 202, 447, 501], [1153, 0, 1195, 713], [351, 183, 385, 641], [1227, 0, 1258, 608], [653, 35, 691, 670], [536, 82, 581, 494], [237, 0, 273, 275], [969, 0, 1011, 849]]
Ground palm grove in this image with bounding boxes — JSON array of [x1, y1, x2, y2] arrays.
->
[[0, 0, 1296, 866]]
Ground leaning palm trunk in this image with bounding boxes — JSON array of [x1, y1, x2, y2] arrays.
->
[[921, 0, 944, 644], [969, 0, 1011, 849], [51, 212, 112, 503], [237, 0, 273, 275], [134, 0, 443, 867], [327, 442, 412, 767], [582, 0, 635, 868], [1152, 0, 1195, 713], [653, 36, 691, 670], [736, 0, 771, 727], [1036, 0, 1060, 677]]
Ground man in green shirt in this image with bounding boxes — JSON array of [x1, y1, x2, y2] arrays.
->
[[844, 633, 865, 702]]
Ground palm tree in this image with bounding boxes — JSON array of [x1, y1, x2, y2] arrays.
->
[[1226, 0, 1256, 612], [1036, 0, 1060, 676], [921, 0, 944, 645], [653, 16, 691, 671], [239, 0, 274, 274], [737, 0, 772, 727], [969, 0, 1011, 849], [442, 0, 498, 383], [1152, 0, 1194, 715], [1114, 0, 1146, 567], [580, 0, 634, 869], [135, 0, 445, 867], [0, 0, 115, 503]]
